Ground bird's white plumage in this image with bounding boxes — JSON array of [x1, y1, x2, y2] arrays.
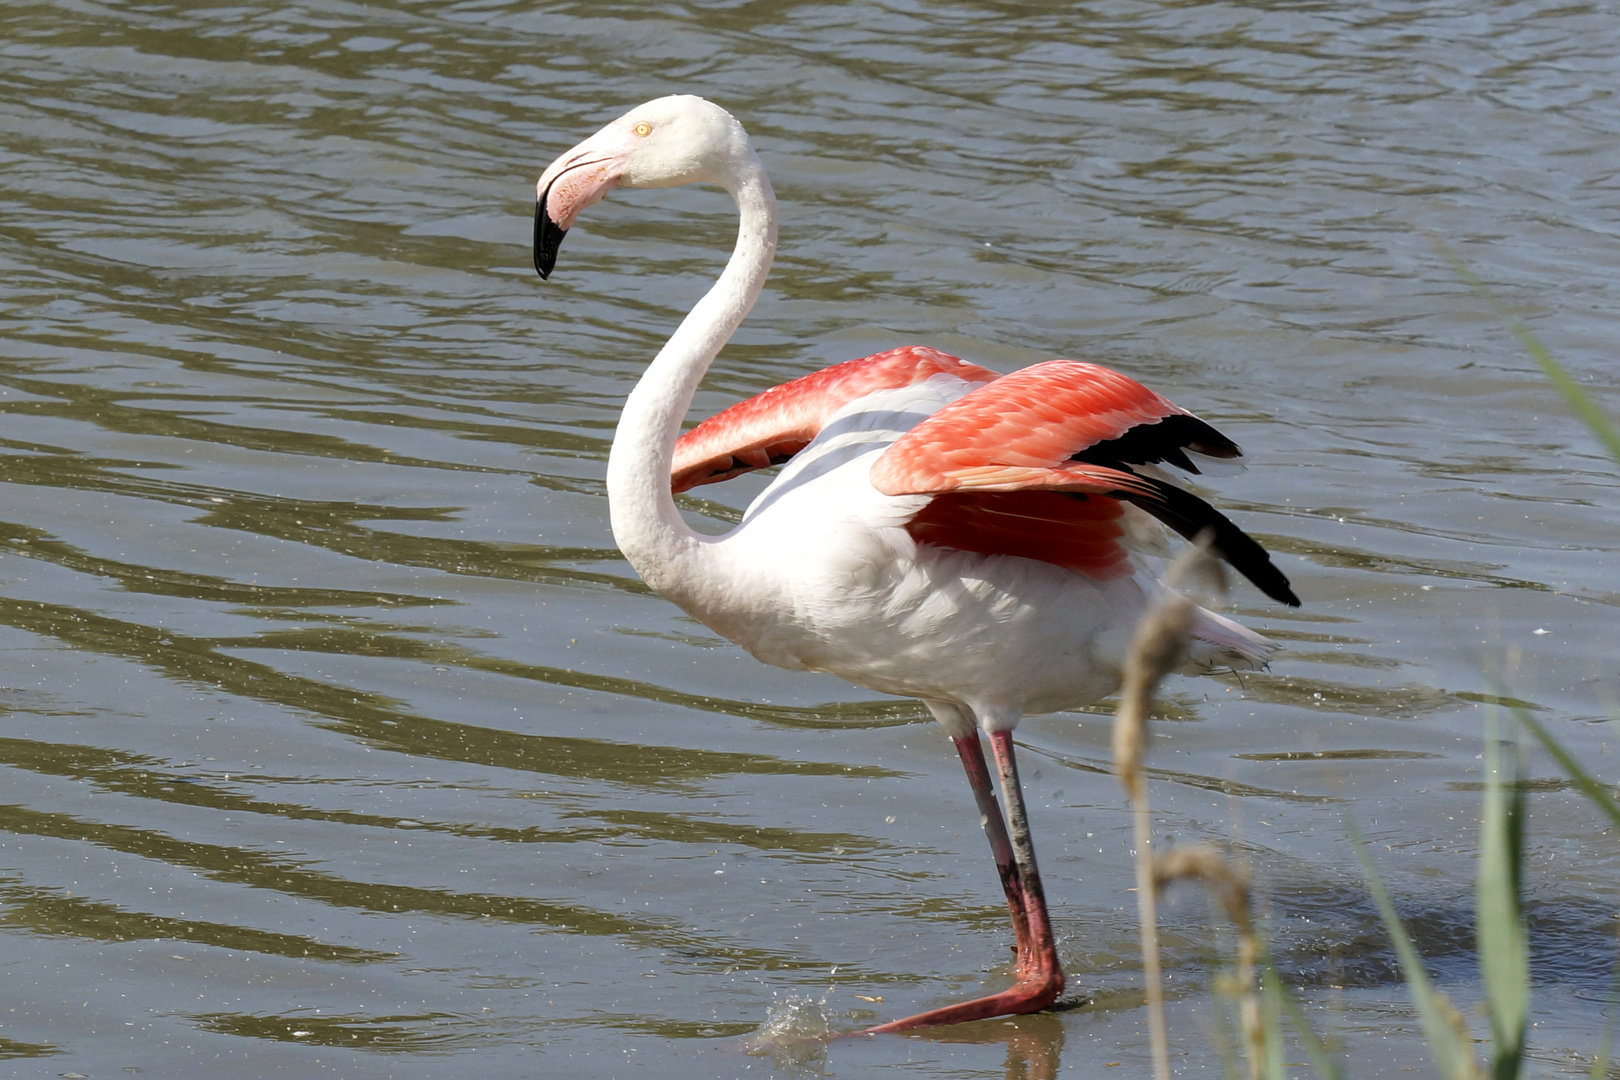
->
[[662, 372, 1273, 736]]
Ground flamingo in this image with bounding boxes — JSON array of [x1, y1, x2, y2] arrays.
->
[[533, 95, 1298, 1034]]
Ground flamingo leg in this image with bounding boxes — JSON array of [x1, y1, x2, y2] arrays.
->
[[952, 732, 1032, 955], [859, 730, 1066, 1035], [988, 730, 1062, 990]]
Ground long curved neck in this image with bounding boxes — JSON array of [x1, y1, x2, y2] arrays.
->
[[605, 155, 776, 602]]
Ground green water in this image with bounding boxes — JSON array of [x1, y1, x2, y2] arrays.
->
[[1, 1, 1617, 1076]]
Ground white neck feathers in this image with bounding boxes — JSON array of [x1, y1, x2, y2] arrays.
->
[[604, 154, 777, 603]]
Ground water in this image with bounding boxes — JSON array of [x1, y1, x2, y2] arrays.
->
[[1, 1, 1617, 1076]]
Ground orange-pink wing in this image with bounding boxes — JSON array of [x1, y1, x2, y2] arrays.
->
[[871, 360, 1299, 605], [869, 360, 1191, 500], [905, 490, 1137, 580], [670, 345, 998, 493], [868, 361, 1187, 581]]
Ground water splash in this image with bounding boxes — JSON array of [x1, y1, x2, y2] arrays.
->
[[742, 991, 836, 1074]]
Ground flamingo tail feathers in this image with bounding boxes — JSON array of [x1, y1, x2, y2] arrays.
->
[[1097, 479, 1300, 607], [1183, 607, 1280, 673]]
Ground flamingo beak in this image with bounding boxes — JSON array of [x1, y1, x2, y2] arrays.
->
[[534, 194, 564, 280], [533, 126, 637, 281]]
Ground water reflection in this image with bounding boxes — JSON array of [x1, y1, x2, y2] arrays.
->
[[0, 876, 391, 963], [895, 1011, 1067, 1080], [187, 1010, 464, 1052]]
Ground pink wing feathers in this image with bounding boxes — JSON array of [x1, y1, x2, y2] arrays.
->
[[671, 346, 997, 493], [670, 352, 1298, 605], [870, 360, 1205, 498], [874, 360, 1299, 606], [871, 361, 1187, 583], [906, 490, 1136, 580]]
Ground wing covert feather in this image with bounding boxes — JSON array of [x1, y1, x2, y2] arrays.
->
[[670, 346, 997, 492], [869, 360, 1192, 497], [871, 360, 1299, 605]]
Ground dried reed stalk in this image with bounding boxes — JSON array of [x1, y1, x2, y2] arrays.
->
[[1114, 586, 1196, 1080], [1154, 844, 1264, 1078], [1112, 542, 1232, 1079]]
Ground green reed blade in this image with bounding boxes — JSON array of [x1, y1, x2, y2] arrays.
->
[[1440, 248, 1620, 465], [1507, 707, 1620, 1079], [1513, 709, 1620, 832], [1349, 820, 1476, 1080], [1478, 709, 1528, 1079], [1261, 956, 1342, 1080]]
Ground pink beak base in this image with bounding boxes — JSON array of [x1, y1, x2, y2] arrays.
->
[[533, 127, 636, 279]]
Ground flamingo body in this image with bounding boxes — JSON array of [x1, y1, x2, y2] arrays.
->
[[662, 345, 1288, 731], [533, 94, 1297, 1033]]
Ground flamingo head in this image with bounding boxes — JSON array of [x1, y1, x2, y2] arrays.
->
[[534, 95, 753, 279]]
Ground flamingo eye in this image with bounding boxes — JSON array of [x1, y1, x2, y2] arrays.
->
[[632, 122, 652, 137]]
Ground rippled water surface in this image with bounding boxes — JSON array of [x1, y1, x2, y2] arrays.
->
[[2, 1, 1618, 1076]]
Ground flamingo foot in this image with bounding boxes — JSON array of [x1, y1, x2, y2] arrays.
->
[[854, 966, 1065, 1035]]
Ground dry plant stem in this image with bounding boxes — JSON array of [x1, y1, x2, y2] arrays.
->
[[1114, 594, 1197, 1080], [858, 731, 1064, 1035], [1129, 769, 1170, 1080], [1155, 845, 1262, 1078]]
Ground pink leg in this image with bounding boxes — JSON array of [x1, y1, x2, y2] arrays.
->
[[988, 730, 1062, 991], [953, 732, 1032, 954], [859, 730, 1065, 1034]]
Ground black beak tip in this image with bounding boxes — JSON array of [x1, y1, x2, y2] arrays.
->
[[534, 200, 564, 281]]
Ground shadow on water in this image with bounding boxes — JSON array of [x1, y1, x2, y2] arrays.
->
[[0, 792, 862, 975], [0, 735, 887, 856], [0, 873, 392, 963], [1234, 875, 1620, 996], [0, 1036, 61, 1061], [187, 1010, 466, 1052], [1028, 741, 1342, 805], [0, 520, 442, 609], [0, 587, 912, 773], [0, 469, 634, 592]]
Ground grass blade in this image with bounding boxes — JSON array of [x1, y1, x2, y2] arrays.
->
[[1507, 706, 1620, 1078], [1478, 709, 1528, 1079], [1513, 709, 1620, 832], [1349, 820, 1477, 1080], [1439, 248, 1620, 464], [1508, 324, 1620, 464], [1261, 964, 1284, 1080], [1259, 952, 1342, 1080], [1591, 957, 1619, 1080]]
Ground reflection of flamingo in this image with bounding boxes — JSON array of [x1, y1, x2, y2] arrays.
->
[[534, 95, 1298, 1034]]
